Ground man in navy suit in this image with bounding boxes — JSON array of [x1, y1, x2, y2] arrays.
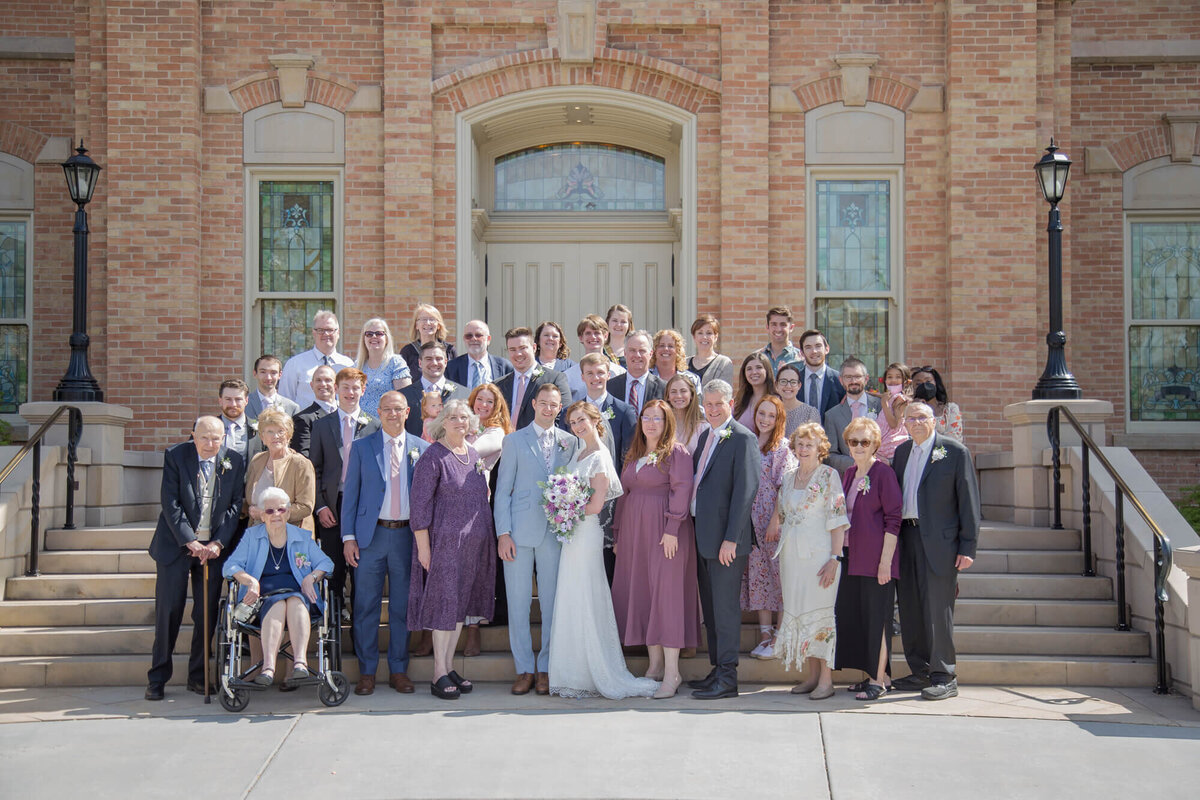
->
[[494, 327, 571, 430], [606, 330, 664, 416], [341, 390, 430, 696], [310, 367, 380, 612], [576, 352, 636, 583], [445, 319, 513, 390], [400, 341, 470, 436], [146, 416, 245, 700], [797, 328, 845, 423]]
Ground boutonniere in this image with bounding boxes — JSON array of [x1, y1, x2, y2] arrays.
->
[[931, 445, 947, 462], [531, 366, 544, 378], [219, 457, 233, 474], [247, 419, 258, 434], [866, 409, 879, 421], [294, 552, 310, 570], [602, 407, 615, 420], [858, 476, 871, 495], [718, 427, 732, 442], [475, 458, 486, 474], [408, 446, 420, 463], [646, 451, 660, 466], [557, 439, 571, 453], [443, 381, 457, 394]]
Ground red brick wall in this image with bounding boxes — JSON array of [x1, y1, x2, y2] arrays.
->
[[433, 25, 549, 80], [606, 25, 721, 81]]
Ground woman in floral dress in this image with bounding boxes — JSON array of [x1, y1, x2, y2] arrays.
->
[[740, 395, 796, 660], [765, 422, 849, 701]]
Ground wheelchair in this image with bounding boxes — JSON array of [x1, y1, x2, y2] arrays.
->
[[214, 576, 349, 711]]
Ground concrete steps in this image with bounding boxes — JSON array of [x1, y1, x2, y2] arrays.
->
[[0, 520, 1160, 688]]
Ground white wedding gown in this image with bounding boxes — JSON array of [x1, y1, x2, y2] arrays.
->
[[548, 447, 659, 699]]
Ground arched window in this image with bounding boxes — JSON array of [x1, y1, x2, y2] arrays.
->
[[493, 142, 665, 212]]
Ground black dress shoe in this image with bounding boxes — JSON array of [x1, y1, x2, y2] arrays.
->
[[686, 668, 718, 690], [186, 680, 215, 695], [144, 684, 165, 701], [692, 680, 738, 700], [890, 674, 931, 692]]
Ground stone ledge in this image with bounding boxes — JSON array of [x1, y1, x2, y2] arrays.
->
[[1073, 39, 1200, 64], [1114, 433, 1200, 451], [0, 36, 73, 61]]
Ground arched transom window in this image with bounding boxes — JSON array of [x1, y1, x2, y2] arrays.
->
[[493, 142, 666, 212]]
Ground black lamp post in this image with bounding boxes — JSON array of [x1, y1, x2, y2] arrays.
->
[[53, 140, 103, 402], [1031, 138, 1082, 400]]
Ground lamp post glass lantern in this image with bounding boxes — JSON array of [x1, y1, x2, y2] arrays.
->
[[52, 140, 104, 402], [1032, 138, 1082, 401]]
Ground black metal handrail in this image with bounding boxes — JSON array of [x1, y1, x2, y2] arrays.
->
[[1047, 405, 1173, 694], [0, 406, 82, 576]]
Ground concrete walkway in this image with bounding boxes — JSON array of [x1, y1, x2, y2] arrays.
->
[[2, 684, 1199, 799]]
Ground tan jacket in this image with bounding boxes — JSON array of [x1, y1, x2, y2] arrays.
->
[[243, 449, 316, 534]]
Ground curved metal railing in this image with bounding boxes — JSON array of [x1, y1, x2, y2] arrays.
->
[[1047, 405, 1173, 694], [0, 405, 82, 576]]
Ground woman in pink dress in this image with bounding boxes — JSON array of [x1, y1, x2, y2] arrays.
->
[[611, 399, 702, 699], [741, 395, 796, 659]]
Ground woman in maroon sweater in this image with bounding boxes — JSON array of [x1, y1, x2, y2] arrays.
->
[[834, 416, 902, 701]]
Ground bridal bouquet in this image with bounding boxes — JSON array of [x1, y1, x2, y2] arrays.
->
[[539, 468, 593, 544]]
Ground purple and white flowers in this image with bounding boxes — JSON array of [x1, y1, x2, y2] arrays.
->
[[539, 468, 594, 544]]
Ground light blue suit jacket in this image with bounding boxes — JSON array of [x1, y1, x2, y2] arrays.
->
[[340, 429, 430, 551], [222, 522, 334, 612], [493, 422, 578, 548]]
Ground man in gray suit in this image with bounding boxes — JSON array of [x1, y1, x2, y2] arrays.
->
[[245, 355, 301, 420], [890, 401, 980, 700], [494, 382, 577, 696], [687, 379, 760, 699], [823, 357, 883, 474]]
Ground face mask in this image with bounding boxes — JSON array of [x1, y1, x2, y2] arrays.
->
[[886, 384, 903, 396], [913, 382, 937, 401]]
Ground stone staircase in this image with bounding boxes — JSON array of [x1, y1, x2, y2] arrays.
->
[[0, 520, 1156, 687]]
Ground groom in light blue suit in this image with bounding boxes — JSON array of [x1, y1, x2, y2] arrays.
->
[[341, 390, 430, 696], [494, 382, 578, 695]]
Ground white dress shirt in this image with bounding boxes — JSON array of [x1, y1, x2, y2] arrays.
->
[[280, 347, 354, 409], [902, 437, 932, 520]]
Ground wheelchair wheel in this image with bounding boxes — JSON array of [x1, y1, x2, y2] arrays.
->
[[215, 602, 251, 712], [318, 671, 350, 707], [219, 684, 251, 712], [329, 594, 344, 673]]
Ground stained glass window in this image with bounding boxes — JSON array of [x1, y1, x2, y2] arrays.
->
[[1129, 221, 1200, 422], [812, 179, 894, 379], [0, 220, 28, 413], [494, 143, 666, 212], [254, 180, 337, 362], [259, 181, 335, 292]]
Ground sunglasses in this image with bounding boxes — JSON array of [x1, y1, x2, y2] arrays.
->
[[263, 507, 289, 515], [363, 331, 387, 339], [846, 438, 874, 448]]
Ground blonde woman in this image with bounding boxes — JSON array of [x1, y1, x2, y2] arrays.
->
[[651, 329, 700, 391], [354, 317, 412, 417], [399, 303, 457, 378]]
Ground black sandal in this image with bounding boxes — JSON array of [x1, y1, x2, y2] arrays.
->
[[855, 683, 888, 702], [431, 675, 460, 700], [846, 679, 871, 693], [447, 670, 473, 694]]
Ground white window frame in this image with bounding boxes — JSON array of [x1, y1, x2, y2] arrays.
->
[[805, 166, 905, 378], [1123, 211, 1200, 433], [243, 167, 344, 374], [0, 212, 33, 415]]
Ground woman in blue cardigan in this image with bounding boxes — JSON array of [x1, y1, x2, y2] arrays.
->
[[224, 486, 334, 686]]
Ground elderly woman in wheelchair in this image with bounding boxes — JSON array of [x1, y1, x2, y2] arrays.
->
[[222, 486, 335, 693]]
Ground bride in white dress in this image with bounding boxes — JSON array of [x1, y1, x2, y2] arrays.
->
[[548, 402, 659, 700]]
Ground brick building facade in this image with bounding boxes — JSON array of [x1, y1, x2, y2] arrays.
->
[[1, 1, 1198, 493]]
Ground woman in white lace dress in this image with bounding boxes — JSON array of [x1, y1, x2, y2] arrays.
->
[[765, 422, 849, 701], [548, 401, 659, 700]]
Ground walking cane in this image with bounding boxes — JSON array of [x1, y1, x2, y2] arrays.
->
[[203, 558, 211, 704]]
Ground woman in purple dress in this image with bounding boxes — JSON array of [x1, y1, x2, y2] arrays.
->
[[409, 399, 496, 700], [611, 399, 703, 699]]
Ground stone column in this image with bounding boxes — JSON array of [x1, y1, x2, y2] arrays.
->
[[1173, 546, 1200, 710]]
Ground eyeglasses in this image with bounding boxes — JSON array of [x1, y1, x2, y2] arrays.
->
[[640, 415, 666, 424], [363, 331, 387, 339], [263, 507, 288, 515], [846, 438, 874, 448], [313, 327, 339, 335], [463, 332, 486, 340], [905, 416, 934, 425], [262, 429, 288, 439], [776, 378, 800, 387]]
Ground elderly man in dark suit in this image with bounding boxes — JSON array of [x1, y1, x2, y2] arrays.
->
[[890, 400, 980, 700], [445, 319, 513, 390], [687, 378, 760, 699], [145, 416, 246, 700], [494, 326, 571, 430]]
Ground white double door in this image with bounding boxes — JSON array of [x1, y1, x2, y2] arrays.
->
[[485, 242, 675, 349]]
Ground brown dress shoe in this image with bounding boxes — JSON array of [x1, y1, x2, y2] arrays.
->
[[354, 675, 376, 696], [535, 671, 550, 695], [389, 672, 415, 693], [511, 673, 535, 695], [412, 630, 433, 657], [463, 624, 482, 657]]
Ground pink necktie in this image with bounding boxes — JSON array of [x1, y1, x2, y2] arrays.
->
[[691, 428, 718, 513], [852, 400, 864, 419], [340, 414, 354, 483], [389, 438, 403, 519], [512, 374, 528, 425]]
